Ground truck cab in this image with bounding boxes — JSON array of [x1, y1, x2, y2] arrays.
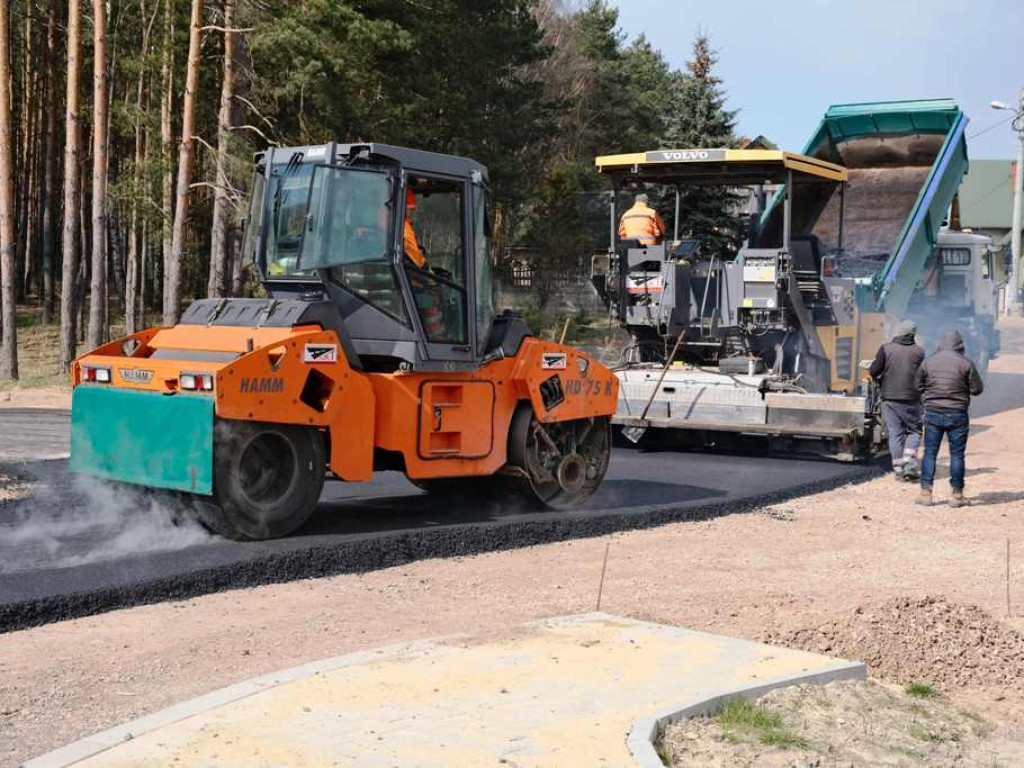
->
[[908, 229, 1001, 373]]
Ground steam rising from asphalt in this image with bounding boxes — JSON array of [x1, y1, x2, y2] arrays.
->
[[0, 464, 214, 575]]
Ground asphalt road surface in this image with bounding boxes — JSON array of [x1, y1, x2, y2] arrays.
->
[[0, 408, 879, 631], [0, 408, 72, 461]]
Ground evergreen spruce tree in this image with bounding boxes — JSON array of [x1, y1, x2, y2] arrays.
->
[[664, 35, 746, 257]]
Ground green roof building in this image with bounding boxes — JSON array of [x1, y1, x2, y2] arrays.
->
[[957, 159, 1017, 283]]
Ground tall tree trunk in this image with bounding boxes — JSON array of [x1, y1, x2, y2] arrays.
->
[[164, 0, 203, 325], [207, 0, 236, 298], [60, 0, 84, 374], [78, 158, 90, 346], [160, 0, 174, 315], [230, 228, 244, 296], [18, 7, 37, 306], [140, 103, 153, 327], [11, 5, 29, 306], [0, 0, 19, 380], [126, 0, 154, 334], [139, 218, 148, 328], [41, 0, 60, 324], [30, 34, 46, 306], [86, 0, 109, 349]]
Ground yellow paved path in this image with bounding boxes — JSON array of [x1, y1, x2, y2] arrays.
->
[[31, 614, 863, 767]]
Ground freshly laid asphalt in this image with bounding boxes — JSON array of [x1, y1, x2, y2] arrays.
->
[[0, 408, 881, 632]]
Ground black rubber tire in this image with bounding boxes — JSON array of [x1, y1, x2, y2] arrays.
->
[[508, 403, 612, 510], [194, 420, 325, 541]]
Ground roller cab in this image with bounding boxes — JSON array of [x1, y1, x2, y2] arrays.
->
[[71, 143, 618, 540]]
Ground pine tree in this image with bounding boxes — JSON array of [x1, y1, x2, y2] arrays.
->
[[60, 0, 84, 375], [164, 0, 203, 325], [0, 0, 17, 379], [87, 0, 110, 349], [664, 35, 746, 257], [207, 0, 236, 299]]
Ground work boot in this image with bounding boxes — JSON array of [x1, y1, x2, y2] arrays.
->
[[950, 489, 966, 508], [915, 487, 933, 507]]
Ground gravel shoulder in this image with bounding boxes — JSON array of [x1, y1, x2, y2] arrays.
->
[[2, 320, 1023, 767]]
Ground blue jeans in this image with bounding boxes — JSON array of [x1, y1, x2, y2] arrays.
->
[[920, 411, 970, 490]]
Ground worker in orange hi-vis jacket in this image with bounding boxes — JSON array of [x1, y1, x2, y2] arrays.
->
[[403, 188, 445, 340], [618, 193, 666, 246], [404, 188, 427, 268]]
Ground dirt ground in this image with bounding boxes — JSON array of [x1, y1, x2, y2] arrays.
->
[[0, 387, 70, 410], [661, 679, 1024, 767], [1, 320, 1023, 767]]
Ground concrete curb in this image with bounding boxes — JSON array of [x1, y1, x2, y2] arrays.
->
[[626, 658, 868, 767], [22, 613, 867, 768]]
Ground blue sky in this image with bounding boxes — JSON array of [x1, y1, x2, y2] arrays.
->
[[614, 0, 1024, 159]]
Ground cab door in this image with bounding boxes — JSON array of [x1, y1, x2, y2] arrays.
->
[[400, 174, 478, 365], [417, 381, 495, 459]]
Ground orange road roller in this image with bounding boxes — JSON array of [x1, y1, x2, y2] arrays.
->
[[70, 143, 618, 540]]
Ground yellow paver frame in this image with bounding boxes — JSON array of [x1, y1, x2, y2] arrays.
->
[[595, 148, 848, 184]]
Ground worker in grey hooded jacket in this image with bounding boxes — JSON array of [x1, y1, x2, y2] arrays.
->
[[915, 329, 984, 507], [869, 319, 925, 480]]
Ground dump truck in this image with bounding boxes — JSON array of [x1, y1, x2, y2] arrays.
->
[[70, 143, 618, 540], [590, 99, 977, 460]]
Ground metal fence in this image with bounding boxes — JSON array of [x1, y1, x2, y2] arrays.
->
[[494, 249, 590, 289]]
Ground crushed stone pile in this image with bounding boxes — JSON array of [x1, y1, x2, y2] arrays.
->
[[765, 596, 1024, 689]]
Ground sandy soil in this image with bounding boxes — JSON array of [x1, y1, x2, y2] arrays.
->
[[662, 679, 1024, 767], [1, 321, 1023, 766]]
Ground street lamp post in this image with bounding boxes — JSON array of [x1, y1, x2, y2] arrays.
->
[[991, 92, 1024, 315]]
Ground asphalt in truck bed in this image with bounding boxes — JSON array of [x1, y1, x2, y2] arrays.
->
[[0, 408, 879, 632]]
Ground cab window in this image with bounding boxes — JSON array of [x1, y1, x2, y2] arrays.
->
[[264, 158, 315, 278], [242, 168, 265, 266], [301, 165, 409, 323], [404, 178, 467, 344], [474, 187, 495, 353]]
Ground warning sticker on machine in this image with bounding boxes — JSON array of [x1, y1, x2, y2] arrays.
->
[[541, 353, 567, 370], [303, 343, 338, 364]]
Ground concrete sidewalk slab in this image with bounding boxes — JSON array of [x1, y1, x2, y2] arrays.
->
[[25, 613, 865, 768]]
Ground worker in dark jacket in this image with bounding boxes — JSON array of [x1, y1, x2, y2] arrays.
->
[[915, 329, 984, 507], [869, 320, 925, 481]]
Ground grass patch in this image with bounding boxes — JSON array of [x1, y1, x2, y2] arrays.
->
[[1, 306, 67, 391], [908, 724, 947, 743], [905, 683, 940, 699], [717, 699, 809, 750], [1, 305, 166, 392], [654, 740, 673, 765]]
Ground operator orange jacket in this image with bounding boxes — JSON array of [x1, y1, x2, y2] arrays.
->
[[404, 189, 427, 268], [618, 201, 666, 245]]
